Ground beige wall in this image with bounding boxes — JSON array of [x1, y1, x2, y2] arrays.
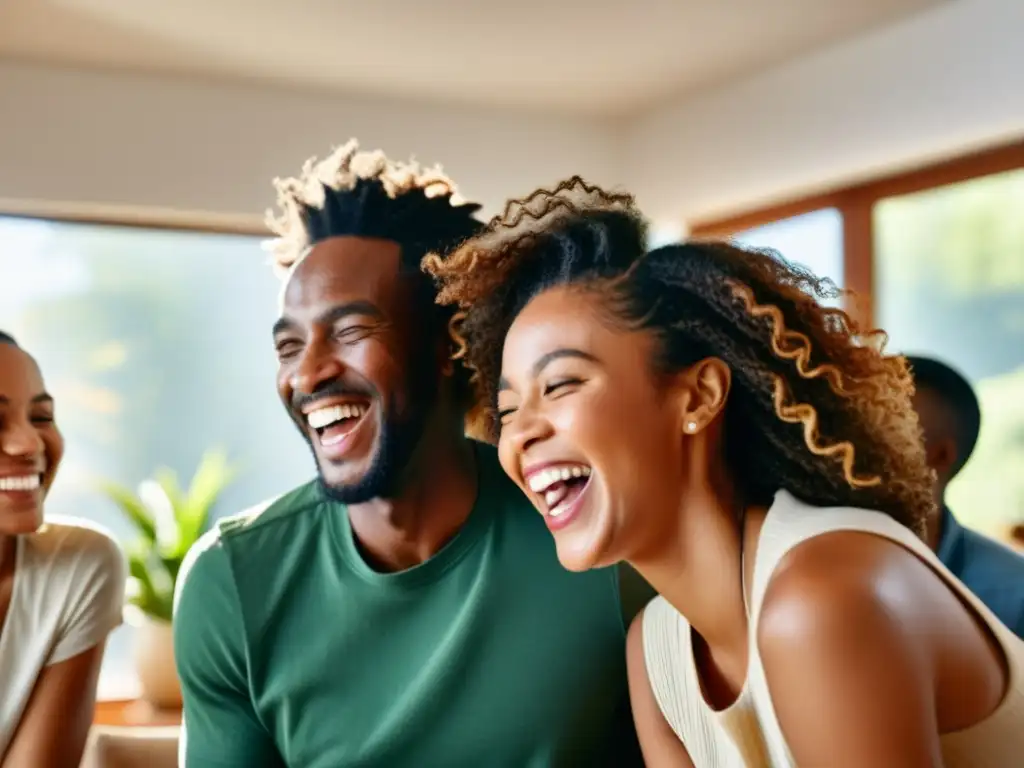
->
[[625, 0, 1024, 224], [1, 0, 1022, 230], [0, 62, 622, 226]]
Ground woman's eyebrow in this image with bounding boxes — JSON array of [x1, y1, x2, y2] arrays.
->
[[498, 348, 600, 392]]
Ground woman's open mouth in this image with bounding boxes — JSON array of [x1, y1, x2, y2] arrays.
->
[[0, 472, 45, 510], [526, 463, 592, 530], [0, 473, 43, 494]]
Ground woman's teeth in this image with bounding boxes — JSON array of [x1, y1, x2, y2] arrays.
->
[[0, 474, 41, 492], [527, 464, 591, 493], [526, 464, 592, 517], [546, 489, 573, 516]]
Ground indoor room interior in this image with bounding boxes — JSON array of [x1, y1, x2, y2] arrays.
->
[[1, 0, 1022, 765]]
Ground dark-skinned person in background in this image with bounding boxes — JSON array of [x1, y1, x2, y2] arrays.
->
[[907, 354, 1024, 637]]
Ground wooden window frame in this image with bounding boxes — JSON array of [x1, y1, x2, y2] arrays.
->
[[687, 139, 1024, 327]]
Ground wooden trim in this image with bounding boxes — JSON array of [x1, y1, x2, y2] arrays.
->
[[688, 137, 1024, 238], [855, 139, 1024, 202], [841, 194, 874, 327], [0, 198, 267, 237], [688, 137, 1024, 330], [93, 699, 182, 727], [689, 191, 849, 239]]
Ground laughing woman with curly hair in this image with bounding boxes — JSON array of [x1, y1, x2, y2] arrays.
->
[[423, 179, 1023, 767]]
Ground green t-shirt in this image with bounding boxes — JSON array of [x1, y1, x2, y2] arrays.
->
[[174, 444, 643, 767]]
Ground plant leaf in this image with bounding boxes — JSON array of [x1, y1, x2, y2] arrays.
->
[[97, 449, 234, 622], [175, 448, 235, 555], [152, 467, 185, 514], [126, 549, 174, 622], [97, 479, 157, 543]]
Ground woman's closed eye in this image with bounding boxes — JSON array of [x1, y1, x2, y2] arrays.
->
[[544, 377, 583, 397], [496, 377, 585, 425], [497, 405, 517, 425]]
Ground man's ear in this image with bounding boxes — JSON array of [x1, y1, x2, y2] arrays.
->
[[927, 436, 959, 482], [432, 323, 456, 378]]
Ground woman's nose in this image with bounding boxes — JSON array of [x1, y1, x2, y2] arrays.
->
[[0, 418, 44, 458], [507, 406, 554, 456]]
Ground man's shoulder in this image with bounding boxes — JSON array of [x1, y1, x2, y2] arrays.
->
[[958, 525, 1024, 580], [217, 479, 324, 539], [174, 525, 233, 615], [174, 481, 324, 611], [954, 526, 1024, 629]]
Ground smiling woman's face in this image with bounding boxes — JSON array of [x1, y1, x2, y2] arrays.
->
[[496, 285, 692, 571], [0, 343, 63, 535]]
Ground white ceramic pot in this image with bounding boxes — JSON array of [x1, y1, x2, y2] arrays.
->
[[132, 614, 182, 709]]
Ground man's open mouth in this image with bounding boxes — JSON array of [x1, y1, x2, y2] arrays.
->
[[305, 400, 371, 447]]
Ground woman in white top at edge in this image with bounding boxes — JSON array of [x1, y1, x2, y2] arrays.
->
[[424, 179, 1024, 767], [0, 330, 126, 766]]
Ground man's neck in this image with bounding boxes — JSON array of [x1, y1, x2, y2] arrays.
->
[[346, 431, 478, 573], [926, 491, 949, 552]]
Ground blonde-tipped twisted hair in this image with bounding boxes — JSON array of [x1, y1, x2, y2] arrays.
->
[[424, 177, 935, 534], [264, 139, 482, 277], [265, 139, 484, 407]]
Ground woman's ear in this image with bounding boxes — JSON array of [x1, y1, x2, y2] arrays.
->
[[679, 357, 731, 434]]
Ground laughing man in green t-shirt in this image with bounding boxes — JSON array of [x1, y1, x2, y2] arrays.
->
[[172, 141, 650, 767]]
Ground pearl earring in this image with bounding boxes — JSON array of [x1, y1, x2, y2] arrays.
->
[[685, 421, 698, 433]]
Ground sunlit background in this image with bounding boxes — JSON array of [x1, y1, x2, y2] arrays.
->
[[1, 0, 1021, 703]]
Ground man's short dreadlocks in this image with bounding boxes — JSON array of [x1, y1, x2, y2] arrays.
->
[[265, 139, 485, 409], [265, 139, 484, 276]]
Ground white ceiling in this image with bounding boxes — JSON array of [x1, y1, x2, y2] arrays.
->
[[0, 0, 945, 117]]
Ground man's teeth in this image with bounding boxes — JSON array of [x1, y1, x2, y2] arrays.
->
[[306, 403, 367, 430], [0, 474, 41, 492], [527, 464, 591, 494]]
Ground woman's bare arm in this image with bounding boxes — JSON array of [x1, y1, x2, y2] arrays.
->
[[758, 533, 954, 768], [2, 642, 106, 768], [627, 613, 695, 768]]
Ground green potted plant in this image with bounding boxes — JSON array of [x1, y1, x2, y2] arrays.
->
[[98, 448, 235, 708]]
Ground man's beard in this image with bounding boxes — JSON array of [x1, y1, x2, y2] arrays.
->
[[316, 388, 432, 504], [296, 360, 438, 505]]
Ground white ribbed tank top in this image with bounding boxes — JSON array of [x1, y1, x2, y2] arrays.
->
[[642, 490, 1024, 767]]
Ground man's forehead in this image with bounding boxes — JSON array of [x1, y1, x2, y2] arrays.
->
[[280, 236, 403, 309]]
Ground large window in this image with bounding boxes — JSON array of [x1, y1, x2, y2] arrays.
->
[[731, 207, 845, 299], [689, 140, 1024, 545], [875, 168, 1024, 537], [0, 216, 314, 698]]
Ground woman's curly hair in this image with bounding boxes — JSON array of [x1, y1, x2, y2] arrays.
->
[[423, 177, 935, 534]]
